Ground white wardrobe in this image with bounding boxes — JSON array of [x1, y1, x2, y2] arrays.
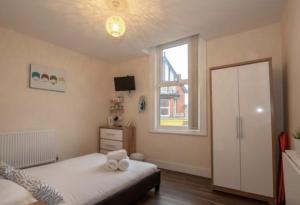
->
[[211, 59, 275, 203]]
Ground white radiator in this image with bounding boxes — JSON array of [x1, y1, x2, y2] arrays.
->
[[0, 130, 57, 168]]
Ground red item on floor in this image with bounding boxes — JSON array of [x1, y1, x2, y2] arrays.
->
[[277, 132, 289, 205]]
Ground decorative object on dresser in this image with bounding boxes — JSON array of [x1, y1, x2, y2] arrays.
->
[[210, 58, 275, 204], [99, 126, 136, 155]]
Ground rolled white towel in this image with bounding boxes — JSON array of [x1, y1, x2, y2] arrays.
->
[[118, 158, 130, 171], [107, 149, 128, 161], [105, 159, 118, 171]]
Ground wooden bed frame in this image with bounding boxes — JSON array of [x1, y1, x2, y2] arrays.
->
[[96, 170, 161, 205]]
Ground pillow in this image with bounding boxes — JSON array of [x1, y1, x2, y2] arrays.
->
[[0, 178, 37, 205], [2, 165, 64, 205], [0, 161, 13, 176], [33, 183, 64, 205]]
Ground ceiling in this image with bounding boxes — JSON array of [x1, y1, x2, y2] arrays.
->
[[0, 0, 284, 63]]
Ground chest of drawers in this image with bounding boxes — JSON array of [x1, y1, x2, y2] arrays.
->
[[99, 126, 135, 155]]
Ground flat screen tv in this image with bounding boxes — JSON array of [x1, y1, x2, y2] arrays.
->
[[114, 76, 135, 91]]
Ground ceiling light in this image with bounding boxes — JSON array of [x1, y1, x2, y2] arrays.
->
[[105, 16, 126, 38]]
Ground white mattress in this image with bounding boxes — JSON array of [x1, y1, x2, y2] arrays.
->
[[25, 153, 158, 205]]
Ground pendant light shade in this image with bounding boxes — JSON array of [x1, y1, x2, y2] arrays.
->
[[105, 16, 126, 38]]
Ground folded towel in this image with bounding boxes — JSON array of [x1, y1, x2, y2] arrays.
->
[[107, 149, 128, 161], [105, 159, 118, 171], [118, 158, 130, 171]]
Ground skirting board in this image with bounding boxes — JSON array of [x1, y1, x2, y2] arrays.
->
[[147, 159, 211, 178]]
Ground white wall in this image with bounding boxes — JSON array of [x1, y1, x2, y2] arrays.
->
[[112, 23, 283, 177], [0, 26, 113, 160]]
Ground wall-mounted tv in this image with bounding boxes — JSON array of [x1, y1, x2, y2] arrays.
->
[[114, 76, 135, 91]]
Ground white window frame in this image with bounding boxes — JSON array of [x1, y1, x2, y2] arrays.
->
[[174, 99, 185, 117], [151, 35, 207, 136], [160, 99, 170, 117]]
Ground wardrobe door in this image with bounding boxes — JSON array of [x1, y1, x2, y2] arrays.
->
[[212, 67, 241, 190], [238, 62, 273, 197]]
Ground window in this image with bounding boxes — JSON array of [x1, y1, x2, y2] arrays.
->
[[160, 99, 170, 117], [152, 36, 207, 135]]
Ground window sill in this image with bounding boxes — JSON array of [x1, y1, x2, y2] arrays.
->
[[149, 129, 206, 136]]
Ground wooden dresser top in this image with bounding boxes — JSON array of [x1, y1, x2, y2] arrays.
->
[[99, 126, 124, 130]]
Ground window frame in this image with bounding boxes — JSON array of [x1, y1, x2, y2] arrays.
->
[[158, 40, 189, 131], [159, 99, 170, 117], [151, 36, 207, 136]]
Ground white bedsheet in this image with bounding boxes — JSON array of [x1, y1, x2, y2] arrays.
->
[[25, 153, 158, 205]]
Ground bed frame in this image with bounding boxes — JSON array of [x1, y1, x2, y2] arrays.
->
[[96, 170, 161, 205]]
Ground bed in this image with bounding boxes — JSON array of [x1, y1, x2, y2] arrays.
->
[[1, 153, 160, 205], [0, 130, 160, 205]]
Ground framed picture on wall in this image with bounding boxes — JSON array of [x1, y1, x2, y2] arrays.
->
[[30, 64, 66, 92]]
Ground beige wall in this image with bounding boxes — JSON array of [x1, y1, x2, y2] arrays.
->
[[112, 23, 283, 177], [112, 57, 212, 177], [281, 0, 300, 148], [0, 22, 284, 177], [0, 27, 113, 160]]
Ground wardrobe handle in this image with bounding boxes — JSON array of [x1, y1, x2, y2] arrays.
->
[[236, 116, 240, 138], [240, 117, 243, 138]]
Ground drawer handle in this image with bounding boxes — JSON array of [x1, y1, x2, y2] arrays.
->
[[104, 144, 116, 148], [106, 133, 116, 136]]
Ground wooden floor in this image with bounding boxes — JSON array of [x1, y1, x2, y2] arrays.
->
[[137, 170, 269, 205]]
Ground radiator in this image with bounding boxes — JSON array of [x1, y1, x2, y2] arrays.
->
[[0, 130, 57, 168]]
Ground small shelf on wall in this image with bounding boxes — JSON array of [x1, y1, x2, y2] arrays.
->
[[110, 109, 124, 113], [110, 99, 124, 103], [110, 96, 124, 113]]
